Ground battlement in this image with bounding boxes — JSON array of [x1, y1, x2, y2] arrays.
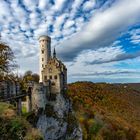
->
[[39, 35, 51, 42]]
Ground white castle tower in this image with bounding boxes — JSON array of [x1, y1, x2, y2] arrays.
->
[[39, 35, 51, 82]]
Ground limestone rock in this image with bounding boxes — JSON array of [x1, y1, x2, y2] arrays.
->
[[36, 93, 82, 140]]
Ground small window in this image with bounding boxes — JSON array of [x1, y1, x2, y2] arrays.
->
[[49, 68, 52, 73], [42, 50, 44, 54], [44, 76, 47, 80], [52, 82, 55, 86], [54, 75, 57, 79], [42, 58, 44, 61], [49, 75, 52, 79], [42, 64, 44, 68]]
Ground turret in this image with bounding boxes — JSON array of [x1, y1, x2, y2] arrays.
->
[[53, 48, 56, 58], [39, 35, 51, 82]]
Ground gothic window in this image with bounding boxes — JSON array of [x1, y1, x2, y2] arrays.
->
[[54, 75, 57, 80], [49, 75, 52, 79]]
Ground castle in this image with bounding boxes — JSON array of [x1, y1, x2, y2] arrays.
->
[[31, 35, 67, 110], [39, 35, 67, 94]]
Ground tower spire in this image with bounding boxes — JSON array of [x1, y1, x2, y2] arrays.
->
[[53, 47, 56, 58]]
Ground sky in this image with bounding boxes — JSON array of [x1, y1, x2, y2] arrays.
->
[[0, 0, 140, 83]]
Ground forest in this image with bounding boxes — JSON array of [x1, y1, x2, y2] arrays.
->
[[67, 81, 140, 140]]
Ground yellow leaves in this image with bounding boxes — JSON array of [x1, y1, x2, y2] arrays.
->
[[67, 82, 140, 140]]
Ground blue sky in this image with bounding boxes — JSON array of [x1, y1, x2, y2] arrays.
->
[[0, 0, 140, 83]]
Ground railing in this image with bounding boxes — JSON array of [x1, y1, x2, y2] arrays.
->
[[0, 91, 30, 102]]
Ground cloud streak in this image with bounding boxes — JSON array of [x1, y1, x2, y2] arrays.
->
[[71, 70, 140, 77], [57, 0, 140, 61], [86, 51, 140, 65], [0, 0, 140, 82]]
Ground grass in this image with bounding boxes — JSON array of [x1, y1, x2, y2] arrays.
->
[[0, 102, 44, 140], [22, 105, 27, 114]]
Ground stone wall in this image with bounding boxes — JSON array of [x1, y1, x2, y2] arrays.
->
[[42, 58, 67, 94], [32, 83, 47, 111]]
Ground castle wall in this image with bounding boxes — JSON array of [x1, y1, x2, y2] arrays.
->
[[32, 83, 47, 110], [42, 58, 67, 94]]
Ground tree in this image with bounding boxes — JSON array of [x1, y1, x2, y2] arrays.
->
[[23, 71, 39, 83], [0, 42, 17, 75], [32, 73, 39, 83], [21, 71, 39, 90]]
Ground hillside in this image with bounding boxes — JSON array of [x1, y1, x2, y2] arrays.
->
[[0, 102, 43, 140], [67, 82, 140, 140]]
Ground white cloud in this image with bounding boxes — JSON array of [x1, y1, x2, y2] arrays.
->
[[63, 20, 75, 29], [38, 0, 50, 10], [83, 0, 96, 11], [52, 0, 66, 11], [0, 1, 11, 17], [53, 13, 68, 31], [0, 0, 140, 83], [66, 46, 140, 82], [57, 0, 140, 61], [130, 28, 140, 44], [23, 0, 38, 11]]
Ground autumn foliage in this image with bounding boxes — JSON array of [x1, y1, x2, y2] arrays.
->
[[67, 81, 140, 140]]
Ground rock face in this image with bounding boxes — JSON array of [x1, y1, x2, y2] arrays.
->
[[32, 84, 82, 140]]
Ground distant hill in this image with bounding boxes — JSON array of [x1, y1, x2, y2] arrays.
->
[[67, 82, 140, 140], [124, 83, 140, 92]]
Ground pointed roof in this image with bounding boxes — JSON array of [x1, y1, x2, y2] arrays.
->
[[53, 47, 56, 58]]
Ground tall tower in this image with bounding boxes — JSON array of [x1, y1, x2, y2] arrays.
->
[[39, 35, 51, 82]]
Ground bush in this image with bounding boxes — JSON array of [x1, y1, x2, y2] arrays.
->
[[0, 102, 44, 140]]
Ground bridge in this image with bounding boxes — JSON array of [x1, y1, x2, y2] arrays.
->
[[0, 91, 32, 115]]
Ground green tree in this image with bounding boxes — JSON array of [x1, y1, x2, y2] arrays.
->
[[21, 71, 39, 90]]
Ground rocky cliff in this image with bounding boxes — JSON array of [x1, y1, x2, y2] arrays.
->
[[31, 83, 82, 140]]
